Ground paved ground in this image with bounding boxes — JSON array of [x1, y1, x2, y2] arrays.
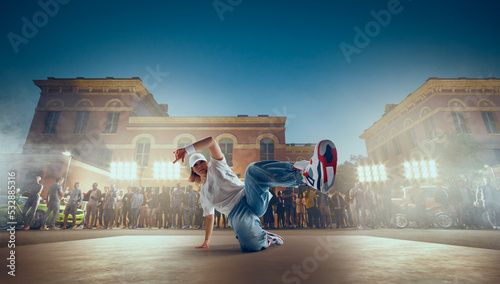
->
[[1, 228, 500, 283]]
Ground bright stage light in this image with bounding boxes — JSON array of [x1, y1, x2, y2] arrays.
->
[[358, 164, 387, 183], [404, 160, 438, 180]]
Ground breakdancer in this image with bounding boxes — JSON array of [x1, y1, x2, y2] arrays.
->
[[173, 136, 337, 252]]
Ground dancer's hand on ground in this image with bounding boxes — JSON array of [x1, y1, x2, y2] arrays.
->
[[173, 148, 187, 163], [195, 241, 209, 249]]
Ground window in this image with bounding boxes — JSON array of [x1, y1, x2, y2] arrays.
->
[[451, 112, 470, 134], [73, 111, 90, 133], [177, 138, 192, 149], [42, 111, 60, 133], [135, 138, 151, 167], [424, 118, 437, 140], [260, 138, 275, 161], [381, 144, 389, 162], [481, 112, 499, 134], [219, 139, 233, 166], [103, 112, 120, 133], [393, 137, 402, 156], [407, 128, 418, 149]]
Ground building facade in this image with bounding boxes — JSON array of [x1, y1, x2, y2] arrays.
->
[[360, 78, 500, 188], [20, 77, 313, 195]]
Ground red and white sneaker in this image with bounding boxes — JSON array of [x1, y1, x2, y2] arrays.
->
[[295, 140, 337, 194], [265, 231, 284, 246]]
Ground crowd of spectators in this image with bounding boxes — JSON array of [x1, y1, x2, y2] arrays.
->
[[16, 175, 500, 231], [264, 178, 500, 230]]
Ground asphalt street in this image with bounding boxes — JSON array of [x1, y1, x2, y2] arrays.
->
[[1, 228, 499, 283]]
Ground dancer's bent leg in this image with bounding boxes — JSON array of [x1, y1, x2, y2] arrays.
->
[[229, 161, 304, 252], [244, 161, 304, 217]]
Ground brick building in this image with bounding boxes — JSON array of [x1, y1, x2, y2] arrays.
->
[[360, 77, 500, 188], [17, 77, 314, 195]]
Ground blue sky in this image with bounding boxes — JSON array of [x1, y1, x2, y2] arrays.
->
[[1, 0, 499, 163]]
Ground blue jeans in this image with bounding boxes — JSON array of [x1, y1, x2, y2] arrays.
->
[[228, 161, 304, 252], [130, 208, 140, 227]]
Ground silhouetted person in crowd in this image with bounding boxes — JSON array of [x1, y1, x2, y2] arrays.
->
[[148, 188, 159, 229], [296, 192, 306, 228], [350, 182, 366, 229], [276, 192, 285, 228], [434, 184, 451, 213], [318, 192, 332, 228], [63, 181, 83, 229], [103, 184, 117, 229], [262, 189, 278, 229], [282, 187, 295, 228], [85, 183, 101, 229], [40, 177, 64, 230], [22, 176, 44, 230], [453, 180, 475, 229], [331, 190, 345, 228], [475, 177, 500, 229], [183, 185, 197, 229], [97, 186, 109, 228], [121, 186, 133, 228], [139, 190, 149, 228], [172, 184, 184, 229], [158, 186, 171, 229], [364, 184, 379, 228], [304, 187, 320, 228], [115, 189, 124, 227], [130, 187, 143, 229]]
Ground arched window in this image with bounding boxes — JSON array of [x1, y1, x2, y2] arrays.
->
[[136, 138, 151, 167], [219, 139, 233, 166], [177, 138, 192, 149], [260, 138, 275, 161]]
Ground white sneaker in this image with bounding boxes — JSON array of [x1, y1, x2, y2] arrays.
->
[[295, 140, 337, 193], [265, 231, 284, 246]]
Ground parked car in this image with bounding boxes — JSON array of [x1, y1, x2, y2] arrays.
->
[[0, 195, 85, 229]]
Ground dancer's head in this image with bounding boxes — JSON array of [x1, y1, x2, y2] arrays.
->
[[189, 154, 208, 183]]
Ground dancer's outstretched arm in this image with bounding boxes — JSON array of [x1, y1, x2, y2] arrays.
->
[[173, 136, 224, 163]]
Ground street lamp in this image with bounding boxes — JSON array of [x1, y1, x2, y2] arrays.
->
[[358, 164, 387, 183], [62, 151, 72, 190], [404, 160, 437, 180]]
